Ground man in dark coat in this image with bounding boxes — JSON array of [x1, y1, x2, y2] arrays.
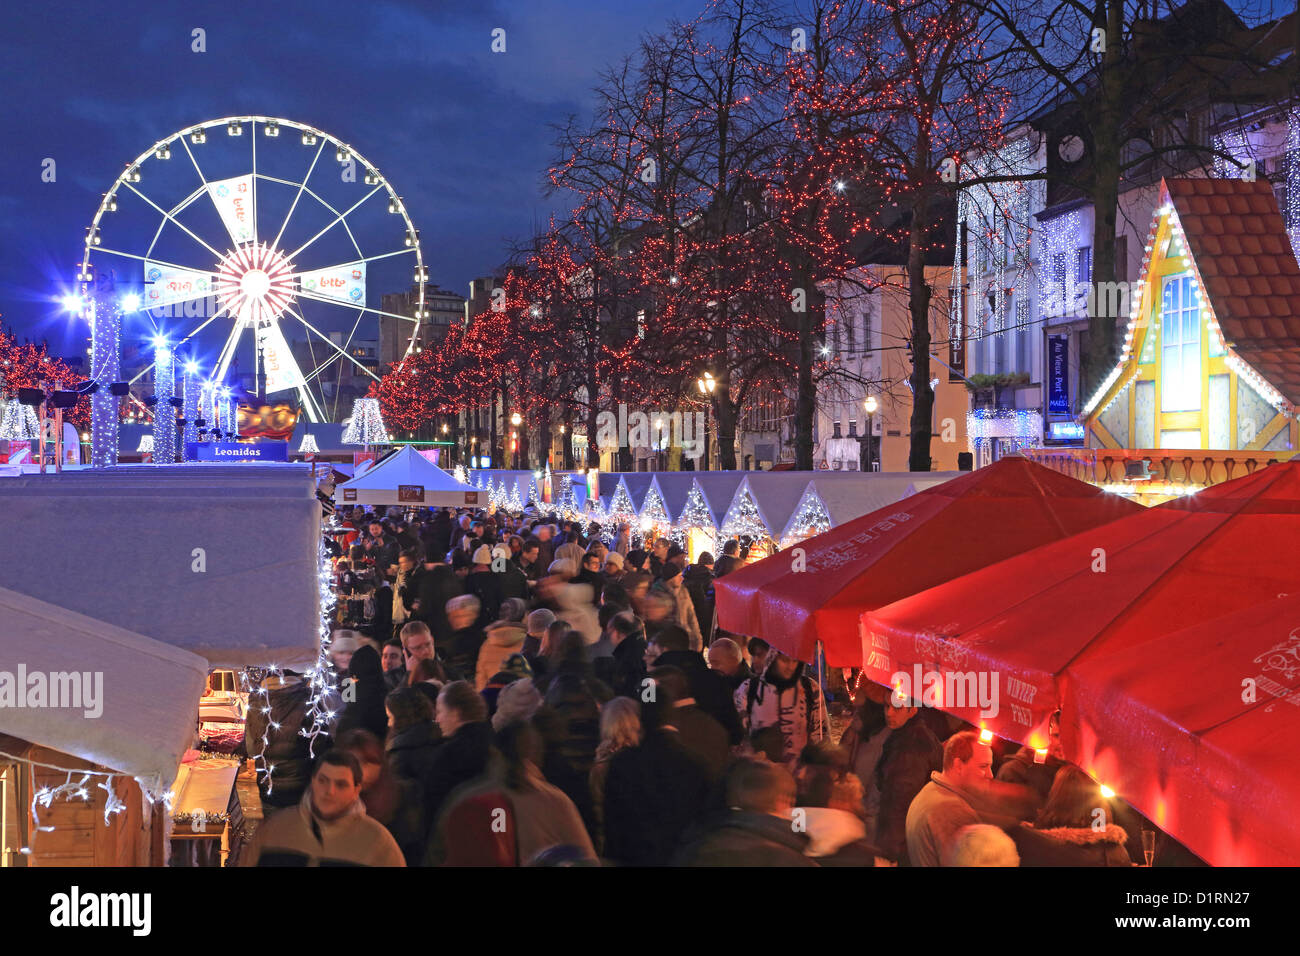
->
[[422, 681, 495, 828], [676, 758, 816, 866], [596, 611, 647, 700], [650, 666, 729, 784], [646, 626, 742, 745], [603, 722, 713, 866], [712, 540, 742, 578], [682, 553, 716, 645], [384, 687, 441, 784], [365, 521, 400, 582], [871, 702, 944, 865], [414, 555, 465, 645]]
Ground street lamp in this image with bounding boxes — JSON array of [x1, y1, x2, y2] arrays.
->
[[510, 411, 522, 427], [864, 395, 878, 472], [697, 372, 715, 470]]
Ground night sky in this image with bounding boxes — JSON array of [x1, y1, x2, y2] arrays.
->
[[0, 0, 703, 358]]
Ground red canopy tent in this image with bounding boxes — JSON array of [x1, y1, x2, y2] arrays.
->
[[1067, 594, 1300, 866], [859, 460, 1300, 789], [714, 457, 1142, 666]]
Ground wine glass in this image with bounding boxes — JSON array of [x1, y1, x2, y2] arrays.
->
[[1141, 829, 1156, 867]]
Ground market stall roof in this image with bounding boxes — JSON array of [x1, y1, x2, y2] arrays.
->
[[688, 473, 752, 528], [647, 472, 698, 522], [338, 444, 483, 507], [0, 464, 322, 667], [715, 457, 1143, 666], [720, 473, 811, 541], [781, 472, 963, 543], [0, 586, 207, 787], [620, 473, 656, 511], [1067, 593, 1300, 866], [858, 460, 1300, 750]]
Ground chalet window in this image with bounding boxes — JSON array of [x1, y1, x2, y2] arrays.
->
[[1161, 273, 1201, 412]]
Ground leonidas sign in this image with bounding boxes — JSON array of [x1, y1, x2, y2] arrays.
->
[[398, 484, 425, 503]]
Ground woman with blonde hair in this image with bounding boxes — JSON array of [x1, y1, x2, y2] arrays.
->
[[588, 697, 643, 855]]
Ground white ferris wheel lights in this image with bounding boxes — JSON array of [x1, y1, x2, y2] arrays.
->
[[264, 121, 279, 137], [61, 294, 83, 312], [388, 196, 402, 214], [405, 229, 419, 247], [121, 294, 141, 312], [227, 120, 242, 136], [124, 166, 141, 183], [364, 169, 380, 185], [336, 147, 350, 163], [103, 193, 117, 212], [190, 127, 206, 144], [301, 130, 317, 145], [155, 145, 171, 160]]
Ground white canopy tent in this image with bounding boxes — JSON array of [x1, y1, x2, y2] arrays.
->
[[0, 464, 323, 668], [0, 586, 207, 787], [338, 445, 483, 507]]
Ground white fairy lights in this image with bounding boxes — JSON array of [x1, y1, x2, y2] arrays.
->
[[0, 398, 41, 441], [782, 490, 832, 548], [341, 397, 389, 446]]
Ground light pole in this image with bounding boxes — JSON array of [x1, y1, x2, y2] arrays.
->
[[510, 411, 522, 469], [863, 394, 878, 472], [697, 371, 715, 471]]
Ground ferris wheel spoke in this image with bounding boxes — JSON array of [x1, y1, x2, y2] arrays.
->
[[294, 287, 419, 324], [210, 320, 247, 395], [284, 305, 382, 382], [287, 247, 414, 283], [96, 246, 213, 275], [180, 134, 213, 189], [282, 184, 386, 262], [119, 181, 226, 261], [269, 140, 326, 252], [251, 120, 259, 244]]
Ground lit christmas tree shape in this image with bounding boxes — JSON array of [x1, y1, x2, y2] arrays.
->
[[298, 433, 320, 455], [0, 398, 41, 441], [639, 485, 683, 547], [556, 473, 578, 517], [781, 487, 832, 548], [342, 397, 390, 446], [453, 464, 468, 485], [678, 482, 716, 537], [720, 486, 775, 555]]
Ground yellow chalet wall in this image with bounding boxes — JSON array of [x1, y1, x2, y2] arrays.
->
[[1082, 178, 1299, 455]]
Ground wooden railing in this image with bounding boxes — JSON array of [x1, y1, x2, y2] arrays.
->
[[1022, 447, 1294, 489]]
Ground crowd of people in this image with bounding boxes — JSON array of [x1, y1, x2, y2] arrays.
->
[[238, 503, 1163, 867]]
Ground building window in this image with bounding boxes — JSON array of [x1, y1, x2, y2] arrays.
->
[[1075, 246, 1092, 287], [1161, 273, 1200, 412]]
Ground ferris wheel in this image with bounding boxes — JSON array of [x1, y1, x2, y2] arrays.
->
[[76, 115, 428, 424]]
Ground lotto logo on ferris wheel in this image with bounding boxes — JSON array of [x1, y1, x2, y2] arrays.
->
[[77, 115, 428, 425]]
